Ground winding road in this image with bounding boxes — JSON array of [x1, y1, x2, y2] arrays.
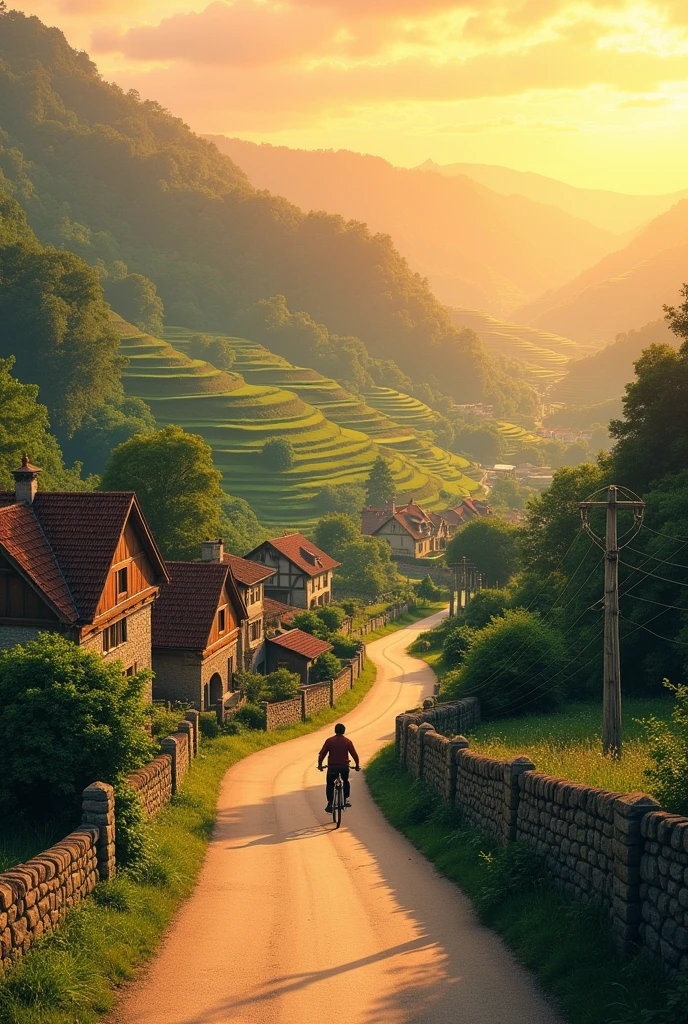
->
[[112, 609, 563, 1024]]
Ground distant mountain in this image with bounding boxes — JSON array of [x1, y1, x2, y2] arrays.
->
[[207, 137, 620, 317], [419, 160, 688, 236], [550, 320, 676, 406], [512, 202, 688, 344], [0, 11, 536, 416]]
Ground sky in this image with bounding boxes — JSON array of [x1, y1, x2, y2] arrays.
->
[[13, 0, 688, 193]]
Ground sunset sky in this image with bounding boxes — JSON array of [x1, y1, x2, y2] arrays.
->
[[14, 0, 688, 193]]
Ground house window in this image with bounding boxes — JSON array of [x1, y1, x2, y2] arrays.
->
[[103, 616, 128, 653], [116, 566, 128, 599], [250, 619, 262, 642], [125, 663, 137, 677], [218, 608, 227, 633], [249, 585, 261, 605]]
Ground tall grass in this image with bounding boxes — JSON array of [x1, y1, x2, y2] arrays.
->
[[469, 698, 672, 794]]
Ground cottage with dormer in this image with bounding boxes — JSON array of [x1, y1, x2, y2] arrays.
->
[[245, 533, 340, 609], [0, 456, 168, 694], [151, 560, 248, 714], [361, 500, 448, 559]]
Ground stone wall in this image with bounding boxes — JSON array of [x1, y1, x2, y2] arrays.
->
[[82, 605, 153, 698], [127, 755, 173, 818], [266, 695, 303, 730], [393, 717, 688, 967], [331, 664, 353, 703], [301, 682, 331, 719], [160, 731, 190, 794], [395, 697, 480, 753], [0, 828, 99, 975], [350, 603, 409, 638]]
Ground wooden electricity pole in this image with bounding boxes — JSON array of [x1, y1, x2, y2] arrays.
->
[[578, 485, 645, 757]]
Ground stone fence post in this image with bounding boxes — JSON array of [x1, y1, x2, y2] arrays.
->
[[185, 710, 200, 755], [81, 781, 115, 881], [417, 722, 435, 780], [503, 756, 535, 844], [448, 736, 469, 805], [178, 720, 194, 760], [161, 734, 183, 793], [612, 792, 660, 948]]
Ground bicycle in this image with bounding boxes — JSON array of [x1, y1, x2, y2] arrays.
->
[[319, 762, 361, 829]]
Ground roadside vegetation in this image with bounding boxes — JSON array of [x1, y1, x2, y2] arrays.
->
[[366, 746, 686, 1024]]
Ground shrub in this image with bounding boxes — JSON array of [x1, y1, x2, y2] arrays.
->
[[442, 625, 475, 668], [263, 668, 301, 702], [462, 588, 511, 630], [310, 652, 342, 683], [261, 437, 294, 471], [316, 605, 345, 631], [199, 712, 220, 739], [234, 703, 267, 730], [443, 609, 566, 718], [340, 599, 359, 617], [416, 574, 441, 600], [475, 841, 545, 916], [146, 701, 189, 740], [235, 671, 266, 704], [641, 680, 688, 814], [291, 610, 330, 638], [330, 632, 360, 659], [221, 718, 246, 736], [0, 633, 153, 815], [114, 783, 152, 872], [188, 333, 235, 371]]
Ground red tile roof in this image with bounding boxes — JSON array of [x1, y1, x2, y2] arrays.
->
[[248, 534, 340, 576], [222, 553, 275, 586], [263, 597, 299, 625], [0, 504, 77, 622], [152, 561, 247, 650], [268, 628, 333, 660], [361, 508, 392, 535]]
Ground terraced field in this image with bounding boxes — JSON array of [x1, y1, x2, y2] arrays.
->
[[494, 420, 546, 457], [450, 308, 593, 393], [116, 323, 481, 530]]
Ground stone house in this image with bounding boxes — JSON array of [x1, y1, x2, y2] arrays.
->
[[361, 500, 448, 558], [0, 456, 168, 695], [151, 560, 248, 713], [200, 540, 275, 673], [266, 628, 333, 685], [245, 534, 340, 609]]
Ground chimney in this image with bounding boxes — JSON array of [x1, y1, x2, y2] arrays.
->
[[201, 538, 224, 562], [13, 454, 41, 505]]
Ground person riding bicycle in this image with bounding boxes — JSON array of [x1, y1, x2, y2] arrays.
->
[[317, 723, 360, 813]]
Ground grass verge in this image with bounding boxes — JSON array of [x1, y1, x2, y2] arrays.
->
[[0, 661, 377, 1024], [365, 745, 683, 1024], [361, 601, 445, 643]]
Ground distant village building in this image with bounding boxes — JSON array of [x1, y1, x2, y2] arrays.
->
[[0, 456, 167, 696], [538, 427, 591, 445], [488, 464, 516, 481], [266, 627, 333, 685], [245, 534, 340, 609], [437, 498, 493, 536], [361, 500, 448, 559], [453, 403, 494, 419], [152, 560, 247, 714]]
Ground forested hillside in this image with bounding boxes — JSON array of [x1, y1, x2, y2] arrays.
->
[[209, 136, 618, 316], [0, 11, 534, 417]]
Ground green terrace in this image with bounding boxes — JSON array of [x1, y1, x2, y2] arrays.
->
[[493, 420, 546, 457]]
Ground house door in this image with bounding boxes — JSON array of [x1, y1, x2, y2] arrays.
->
[[209, 673, 223, 708]]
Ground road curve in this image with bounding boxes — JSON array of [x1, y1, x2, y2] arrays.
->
[[111, 609, 563, 1024]]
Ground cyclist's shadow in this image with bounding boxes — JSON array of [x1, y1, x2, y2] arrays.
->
[[230, 823, 335, 848]]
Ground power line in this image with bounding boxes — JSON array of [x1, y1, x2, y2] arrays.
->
[[619, 610, 688, 646], [623, 593, 688, 613], [624, 545, 688, 571], [641, 523, 688, 545], [618, 557, 688, 589]]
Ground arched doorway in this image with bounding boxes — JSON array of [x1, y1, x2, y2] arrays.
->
[[209, 673, 223, 708]]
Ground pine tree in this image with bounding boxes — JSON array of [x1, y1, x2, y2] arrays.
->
[[366, 455, 395, 506]]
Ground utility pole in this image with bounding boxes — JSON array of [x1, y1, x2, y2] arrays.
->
[[578, 485, 645, 757]]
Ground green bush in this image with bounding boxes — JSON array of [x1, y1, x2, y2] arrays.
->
[[234, 703, 267, 730], [221, 718, 247, 736], [0, 633, 153, 815], [199, 712, 220, 739], [443, 609, 567, 718], [340, 599, 359, 617], [310, 652, 342, 683], [416, 574, 441, 600], [114, 783, 152, 872], [263, 668, 301, 702], [235, 671, 265, 704], [291, 611, 330, 638], [475, 841, 545, 915], [462, 588, 511, 630], [146, 702, 189, 740], [641, 680, 688, 814], [316, 605, 345, 631], [187, 333, 235, 371], [330, 633, 360, 659], [442, 625, 475, 668], [261, 436, 294, 471]]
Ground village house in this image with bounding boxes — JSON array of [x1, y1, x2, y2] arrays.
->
[[0, 456, 167, 697], [199, 539, 275, 672], [245, 533, 340, 609], [361, 500, 448, 559], [151, 559, 248, 714], [266, 627, 333, 685], [437, 497, 493, 536]]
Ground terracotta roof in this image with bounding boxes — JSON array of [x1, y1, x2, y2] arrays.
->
[[222, 553, 275, 586], [248, 534, 340, 576], [361, 508, 393, 535], [263, 597, 299, 625], [0, 504, 77, 622], [268, 628, 333, 660], [438, 507, 466, 527], [0, 491, 168, 623], [152, 561, 247, 650]]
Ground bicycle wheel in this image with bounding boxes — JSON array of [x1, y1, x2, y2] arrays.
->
[[332, 782, 343, 829]]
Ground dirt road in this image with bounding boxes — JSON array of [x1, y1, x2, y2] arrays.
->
[[112, 609, 563, 1024]]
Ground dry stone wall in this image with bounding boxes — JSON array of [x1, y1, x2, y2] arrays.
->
[[302, 682, 331, 718], [127, 755, 173, 818], [350, 603, 408, 638], [266, 695, 303, 730], [394, 715, 686, 969], [0, 829, 99, 975], [265, 648, 365, 730]]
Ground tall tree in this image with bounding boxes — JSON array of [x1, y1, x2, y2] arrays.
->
[[446, 517, 521, 588], [366, 456, 395, 507], [104, 272, 164, 337], [314, 513, 359, 561], [99, 425, 224, 559]]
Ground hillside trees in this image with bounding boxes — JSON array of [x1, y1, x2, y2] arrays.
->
[[103, 267, 164, 337], [187, 333, 235, 371], [261, 437, 295, 472], [0, 12, 536, 415], [366, 456, 395, 507], [446, 518, 521, 588]]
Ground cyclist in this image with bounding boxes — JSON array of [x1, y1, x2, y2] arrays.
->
[[317, 723, 360, 813]]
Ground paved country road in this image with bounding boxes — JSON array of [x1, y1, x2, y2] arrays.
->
[[111, 609, 563, 1024]]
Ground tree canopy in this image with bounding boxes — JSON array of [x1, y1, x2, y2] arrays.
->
[[99, 425, 224, 559], [103, 270, 164, 338], [366, 456, 395, 507], [446, 517, 521, 588], [314, 513, 359, 561]]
